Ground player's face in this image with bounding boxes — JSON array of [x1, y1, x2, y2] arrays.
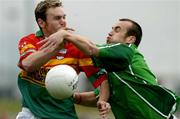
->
[[106, 21, 132, 44], [44, 7, 67, 36]]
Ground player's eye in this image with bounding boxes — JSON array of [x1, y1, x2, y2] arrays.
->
[[114, 26, 121, 33], [54, 16, 61, 20], [63, 15, 66, 19]]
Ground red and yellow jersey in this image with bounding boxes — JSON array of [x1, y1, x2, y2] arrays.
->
[[18, 31, 106, 88]]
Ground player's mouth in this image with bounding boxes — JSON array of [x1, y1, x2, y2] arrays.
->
[[106, 36, 111, 43]]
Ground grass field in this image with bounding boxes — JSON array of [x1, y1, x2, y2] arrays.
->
[[0, 98, 115, 119], [0, 98, 179, 119]]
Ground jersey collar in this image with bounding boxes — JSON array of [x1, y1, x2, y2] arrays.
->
[[130, 44, 137, 49], [35, 30, 44, 37]]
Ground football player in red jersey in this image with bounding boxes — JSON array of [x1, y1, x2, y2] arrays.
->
[[16, 0, 110, 119]]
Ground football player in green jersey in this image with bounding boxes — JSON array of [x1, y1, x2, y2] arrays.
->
[[40, 18, 180, 119]]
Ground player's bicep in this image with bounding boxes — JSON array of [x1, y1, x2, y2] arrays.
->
[[93, 44, 134, 71]]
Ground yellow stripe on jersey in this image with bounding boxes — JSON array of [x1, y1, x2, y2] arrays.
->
[[20, 49, 36, 57], [78, 58, 93, 66], [20, 44, 36, 54], [44, 58, 78, 67], [19, 71, 45, 87]]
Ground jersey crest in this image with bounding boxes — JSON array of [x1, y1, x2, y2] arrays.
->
[[56, 49, 67, 60]]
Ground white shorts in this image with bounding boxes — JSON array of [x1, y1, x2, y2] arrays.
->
[[16, 107, 40, 119]]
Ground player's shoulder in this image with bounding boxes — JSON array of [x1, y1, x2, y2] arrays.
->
[[21, 33, 36, 40], [19, 33, 38, 44]]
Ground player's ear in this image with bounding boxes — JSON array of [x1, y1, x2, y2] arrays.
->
[[37, 18, 45, 28], [126, 36, 136, 44]]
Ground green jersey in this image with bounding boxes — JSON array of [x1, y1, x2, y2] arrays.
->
[[92, 43, 179, 119]]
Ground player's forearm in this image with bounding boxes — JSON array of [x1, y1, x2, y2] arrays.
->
[[22, 49, 58, 72], [65, 32, 99, 56], [74, 91, 97, 107], [98, 80, 110, 102], [74, 80, 110, 107]]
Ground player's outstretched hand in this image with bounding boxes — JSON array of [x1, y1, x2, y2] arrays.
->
[[37, 27, 74, 51], [97, 101, 111, 119]]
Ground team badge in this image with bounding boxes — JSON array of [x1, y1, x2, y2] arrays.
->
[[56, 49, 67, 60]]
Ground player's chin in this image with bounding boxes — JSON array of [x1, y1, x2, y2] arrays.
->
[[106, 40, 110, 44]]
